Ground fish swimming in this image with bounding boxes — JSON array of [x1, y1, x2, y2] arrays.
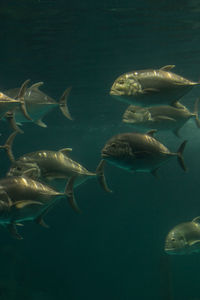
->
[[110, 65, 199, 106], [122, 99, 200, 137], [101, 130, 187, 176], [165, 217, 200, 255], [0, 176, 75, 239], [3, 132, 111, 202], [5, 81, 73, 128]]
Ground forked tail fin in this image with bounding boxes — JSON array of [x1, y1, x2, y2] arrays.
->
[[96, 160, 112, 193], [17, 79, 33, 121], [59, 87, 73, 120], [65, 176, 81, 213], [0, 131, 18, 163], [177, 140, 187, 171]]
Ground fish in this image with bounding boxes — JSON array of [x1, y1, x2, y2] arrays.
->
[[3, 131, 111, 197], [101, 130, 187, 176], [122, 99, 200, 137], [165, 217, 200, 255], [0, 175, 76, 239], [110, 65, 199, 107], [4, 81, 73, 128]]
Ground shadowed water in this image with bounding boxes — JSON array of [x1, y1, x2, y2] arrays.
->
[[0, 0, 200, 299]]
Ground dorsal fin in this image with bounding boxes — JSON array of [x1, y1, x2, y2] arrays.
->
[[192, 216, 200, 224], [29, 82, 44, 91], [59, 148, 72, 155], [146, 129, 157, 137], [160, 65, 175, 71]]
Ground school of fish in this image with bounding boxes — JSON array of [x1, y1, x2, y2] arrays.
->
[[0, 65, 199, 252]]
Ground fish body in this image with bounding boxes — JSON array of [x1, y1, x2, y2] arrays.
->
[[5, 82, 72, 128], [110, 65, 199, 106], [122, 100, 200, 136], [0, 176, 65, 239], [7, 149, 96, 188], [101, 131, 187, 175], [165, 217, 200, 255]]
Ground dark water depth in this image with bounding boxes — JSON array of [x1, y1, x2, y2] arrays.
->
[[0, 1, 200, 299]]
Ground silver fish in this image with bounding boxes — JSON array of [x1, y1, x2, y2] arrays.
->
[[101, 130, 187, 176], [165, 217, 200, 255], [122, 99, 200, 137], [3, 132, 111, 203], [5, 82, 73, 128], [110, 65, 199, 106], [0, 176, 74, 239]]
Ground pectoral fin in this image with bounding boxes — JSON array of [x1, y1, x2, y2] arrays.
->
[[142, 88, 160, 94], [160, 65, 175, 71], [154, 116, 176, 122], [12, 200, 43, 209], [188, 240, 200, 246]]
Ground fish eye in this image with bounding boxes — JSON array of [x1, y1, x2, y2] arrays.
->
[[171, 237, 176, 242], [110, 143, 116, 148]]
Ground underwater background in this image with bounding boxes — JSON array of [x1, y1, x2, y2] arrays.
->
[[0, 0, 200, 299]]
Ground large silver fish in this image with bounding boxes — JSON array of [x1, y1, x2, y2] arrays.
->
[[110, 65, 199, 106], [101, 130, 187, 176], [0, 176, 74, 239], [5, 81, 72, 128], [122, 99, 200, 137], [3, 132, 111, 203], [165, 217, 200, 255]]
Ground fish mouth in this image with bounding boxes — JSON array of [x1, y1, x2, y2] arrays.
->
[[109, 88, 123, 96], [101, 152, 109, 158]]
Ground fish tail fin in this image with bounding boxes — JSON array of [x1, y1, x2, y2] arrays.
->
[[95, 160, 112, 193], [193, 98, 200, 128], [65, 176, 81, 213], [177, 140, 187, 171], [17, 79, 33, 121], [0, 131, 18, 162], [5, 111, 24, 134], [59, 87, 73, 120]]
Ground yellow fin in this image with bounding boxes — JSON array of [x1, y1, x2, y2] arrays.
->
[[12, 200, 43, 209]]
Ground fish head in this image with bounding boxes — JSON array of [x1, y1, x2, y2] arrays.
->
[[123, 106, 151, 124], [7, 161, 41, 179], [101, 135, 134, 168], [110, 73, 141, 99], [164, 227, 188, 255]]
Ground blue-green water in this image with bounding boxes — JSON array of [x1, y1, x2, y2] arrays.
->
[[0, 0, 200, 299]]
